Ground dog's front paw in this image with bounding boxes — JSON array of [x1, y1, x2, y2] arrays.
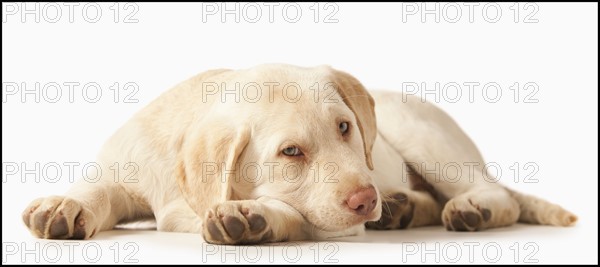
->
[[365, 192, 415, 230], [442, 197, 492, 232], [202, 201, 272, 245], [22, 196, 98, 239]]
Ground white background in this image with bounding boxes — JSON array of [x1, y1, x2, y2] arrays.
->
[[2, 2, 597, 264]]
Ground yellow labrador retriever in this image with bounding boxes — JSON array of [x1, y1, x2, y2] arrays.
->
[[22, 64, 577, 244]]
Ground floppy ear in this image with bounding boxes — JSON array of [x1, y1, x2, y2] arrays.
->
[[176, 122, 251, 216], [330, 69, 377, 170]]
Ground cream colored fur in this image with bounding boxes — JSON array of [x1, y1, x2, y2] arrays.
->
[[22, 64, 577, 244]]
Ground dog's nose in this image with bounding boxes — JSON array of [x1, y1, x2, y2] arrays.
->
[[346, 186, 378, 215]]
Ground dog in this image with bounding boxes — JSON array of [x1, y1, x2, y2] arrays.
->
[[22, 64, 577, 244]]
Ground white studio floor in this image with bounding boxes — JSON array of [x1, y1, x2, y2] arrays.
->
[[2, 220, 596, 264]]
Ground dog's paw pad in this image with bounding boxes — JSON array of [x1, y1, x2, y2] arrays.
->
[[365, 191, 414, 230], [480, 208, 492, 222], [203, 201, 272, 245], [49, 212, 69, 238], [33, 210, 52, 234], [449, 211, 480, 231], [206, 220, 224, 242], [22, 196, 96, 240], [247, 214, 267, 233], [443, 199, 491, 232], [222, 216, 245, 240], [461, 211, 481, 227]]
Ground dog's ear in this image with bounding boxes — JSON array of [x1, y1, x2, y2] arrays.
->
[[330, 69, 377, 170], [176, 121, 251, 216]]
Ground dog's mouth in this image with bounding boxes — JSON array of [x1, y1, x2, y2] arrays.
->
[[300, 205, 382, 233], [352, 205, 382, 225]]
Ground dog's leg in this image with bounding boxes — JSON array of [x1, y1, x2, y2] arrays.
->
[[202, 196, 309, 245], [402, 155, 520, 231], [366, 188, 441, 230], [155, 199, 203, 233], [22, 176, 152, 239], [399, 159, 520, 231], [440, 178, 520, 231], [372, 92, 523, 231], [403, 160, 520, 231]]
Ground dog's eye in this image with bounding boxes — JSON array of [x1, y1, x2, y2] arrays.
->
[[282, 146, 303, 156], [339, 122, 349, 135]]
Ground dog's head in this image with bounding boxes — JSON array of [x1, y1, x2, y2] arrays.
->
[[178, 64, 381, 232]]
